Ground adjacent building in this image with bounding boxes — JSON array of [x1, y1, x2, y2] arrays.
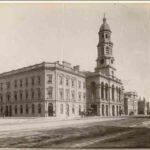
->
[[85, 16, 124, 117], [0, 61, 86, 118], [138, 98, 147, 115], [124, 91, 138, 115]]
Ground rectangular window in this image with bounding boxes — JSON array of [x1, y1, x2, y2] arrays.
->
[[72, 80, 75, 87], [20, 80, 22, 87], [20, 91, 22, 101], [37, 76, 41, 85], [14, 91, 17, 101], [25, 78, 28, 86], [78, 92, 81, 101], [83, 93, 86, 101], [47, 87, 53, 99], [59, 76, 63, 85], [37, 88, 41, 99], [25, 90, 28, 100], [66, 78, 69, 86], [0, 94, 3, 102], [59, 89, 64, 99], [66, 89, 69, 100], [71, 90, 75, 100], [0, 83, 3, 91], [78, 81, 81, 89], [83, 82, 85, 89], [47, 74, 53, 84], [6, 82, 10, 89], [31, 89, 34, 99], [31, 77, 35, 86], [14, 80, 17, 88]]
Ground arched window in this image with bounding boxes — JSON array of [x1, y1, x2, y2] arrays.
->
[[106, 34, 108, 38], [91, 82, 96, 102], [102, 104, 104, 116], [119, 88, 121, 102], [105, 84, 108, 100], [116, 87, 118, 101], [112, 105, 115, 116], [101, 82, 104, 99], [38, 104, 41, 114], [32, 104, 35, 114], [106, 105, 108, 116], [112, 85, 115, 101]]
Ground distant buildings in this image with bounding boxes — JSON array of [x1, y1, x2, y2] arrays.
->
[[124, 92, 150, 116], [138, 98, 147, 115], [124, 91, 138, 115]]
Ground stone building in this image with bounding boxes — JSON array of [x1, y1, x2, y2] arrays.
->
[[138, 98, 147, 115], [0, 61, 86, 118], [147, 102, 150, 115], [85, 16, 124, 117], [124, 91, 138, 115]]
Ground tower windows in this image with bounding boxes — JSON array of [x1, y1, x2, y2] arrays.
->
[[106, 34, 108, 38], [106, 47, 109, 55], [111, 59, 113, 64], [100, 59, 104, 65]]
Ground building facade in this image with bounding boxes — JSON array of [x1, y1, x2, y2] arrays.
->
[[0, 61, 86, 118], [85, 17, 124, 117], [0, 16, 125, 118], [124, 91, 138, 115], [138, 98, 147, 115]]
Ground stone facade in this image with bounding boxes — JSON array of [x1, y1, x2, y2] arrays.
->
[[0, 16, 125, 118], [0, 61, 86, 118], [124, 91, 138, 115], [85, 16, 124, 117], [138, 98, 147, 115]]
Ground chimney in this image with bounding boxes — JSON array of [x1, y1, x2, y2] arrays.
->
[[73, 65, 80, 71]]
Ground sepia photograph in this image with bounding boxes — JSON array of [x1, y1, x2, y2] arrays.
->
[[0, 1, 149, 148]]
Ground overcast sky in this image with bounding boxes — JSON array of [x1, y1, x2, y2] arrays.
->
[[0, 3, 149, 100]]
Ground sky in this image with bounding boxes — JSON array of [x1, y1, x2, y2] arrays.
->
[[0, 3, 149, 100]]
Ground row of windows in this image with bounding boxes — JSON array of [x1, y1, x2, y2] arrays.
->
[[59, 89, 86, 101], [101, 33, 110, 39], [101, 104, 122, 116], [60, 104, 84, 115], [100, 47, 112, 57], [0, 75, 41, 90], [101, 84, 122, 101], [0, 104, 42, 116], [0, 88, 41, 102], [59, 76, 85, 89]]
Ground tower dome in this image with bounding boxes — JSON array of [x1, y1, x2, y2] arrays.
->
[[99, 16, 111, 32]]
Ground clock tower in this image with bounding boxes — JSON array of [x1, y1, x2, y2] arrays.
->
[[95, 16, 116, 77]]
